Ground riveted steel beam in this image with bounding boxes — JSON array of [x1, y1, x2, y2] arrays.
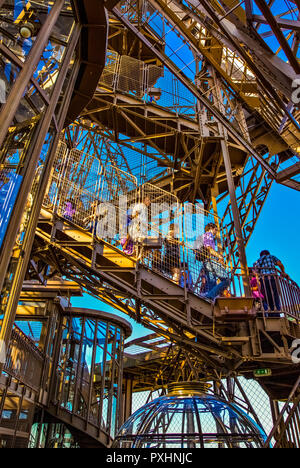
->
[[112, 6, 277, 178]]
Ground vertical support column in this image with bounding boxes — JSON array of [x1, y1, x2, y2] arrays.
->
[[117, 332, 125, 433], [123, 375, 133, 423], [0, 23, 81, 373], [0, 0, 66, 289], [87, 318, 98, 431], [221, 138, 250, 295], [211, 189, 222, 253], [0, 0, 65, 147], [269, 398, 281, 445], [211, 71, 250, 295]]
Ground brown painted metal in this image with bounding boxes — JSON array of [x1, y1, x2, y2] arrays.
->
[[33, 208, 300, 380], [0, 1, 108, 366], [65, 0, 108, 125], [111, 6, 278, 179], [1, 1, 300, 445], [184, 0, 300, 132], [0, 25, 81, 354], [264, 375, 300, 448], [277, 162, 300, 183], [150, 0, 298, 134], [0, 0, 65, 147], [254, 0, 300, 74]]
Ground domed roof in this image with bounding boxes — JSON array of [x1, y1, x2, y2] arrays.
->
[[113, 382, 267, 448]]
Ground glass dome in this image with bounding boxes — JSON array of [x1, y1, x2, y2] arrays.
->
[[113, 382, 267, 448]]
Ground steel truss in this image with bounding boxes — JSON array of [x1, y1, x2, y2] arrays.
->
[[26, 1, 300, 396], [72, 1, 300, 271], [31, 202, 300, 398], [124, 335, 273, 431]]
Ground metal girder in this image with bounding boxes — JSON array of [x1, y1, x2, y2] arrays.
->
[[277, 177, 300, 191], [185, 0, 300, 132], [150, 0, 295, 116], [34, 217, 244, 368], [111, 6, 278, 178], [33, 225, 238, 364], [147, 0, 254, 103], [264, 375, 300, 447], [252, 15, 300, 32], [96, 2, 298, 264], [218, 0, 299, 83], [64, 123, 136, 176], [277, 161, 300, 183], [31, 205, 300, 378], [222, 154, 279, 269], [253, 0, 300, 74], [104, 0, 120, 9], [79, 87, 248, 203]]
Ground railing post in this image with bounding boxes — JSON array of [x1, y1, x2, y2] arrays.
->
[[143, 62, 148, 102], [52, 144, 69, 218], [114, 54, 120, 92]]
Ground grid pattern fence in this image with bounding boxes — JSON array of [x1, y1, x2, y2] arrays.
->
[[43, 145, 300, 317], [3, 324, 45, 391], [131, 376, 274, 437], [99, 53, 197, 119]]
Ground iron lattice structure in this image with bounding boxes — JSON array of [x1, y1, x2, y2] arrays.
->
[[0, 0, 300, 449], [67, 0, 300, 269], [112, 382, 267, 448], [28, 0, 300, 396]]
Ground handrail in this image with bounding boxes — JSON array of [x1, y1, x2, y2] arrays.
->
[[43, 146, 300, 313], [12, 323, 45, 360], [264, 375, 300, 448], [99, 51, 198, 120], [3, 324, 45, 391], [232, 270, 300, 320], [43, 149, 230, 302]]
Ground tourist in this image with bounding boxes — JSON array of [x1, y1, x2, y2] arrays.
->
[[120, 235, 134, 256], [249, 267, 264, 300], [179, 263, 194, 292], [130, 196, 151, 241], [63, 198, 76, 222], [120, 206, 135, 256], [194, 223, 230, 300], [83, 200, 99, 234], [162, 226, 180, 283], [253, 250, 288, 316]]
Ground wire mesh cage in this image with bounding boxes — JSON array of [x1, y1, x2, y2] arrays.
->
[[43, 149, 233, 301], [40, 142, 300, 314], [98, 49, 197, 119], [182, 202, 230, 298], [45, 146, 102, 234], [99, 164, 138, 245], [146, 67, 196, 117], [118, 0, 157, 26], [117, 55, 145, 98], [138, 183, 180, 279], [99, 50, 119, 90], [113, 382, 268, 448], [16, 164, 43, 246], [43, 141, 68, 209]]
